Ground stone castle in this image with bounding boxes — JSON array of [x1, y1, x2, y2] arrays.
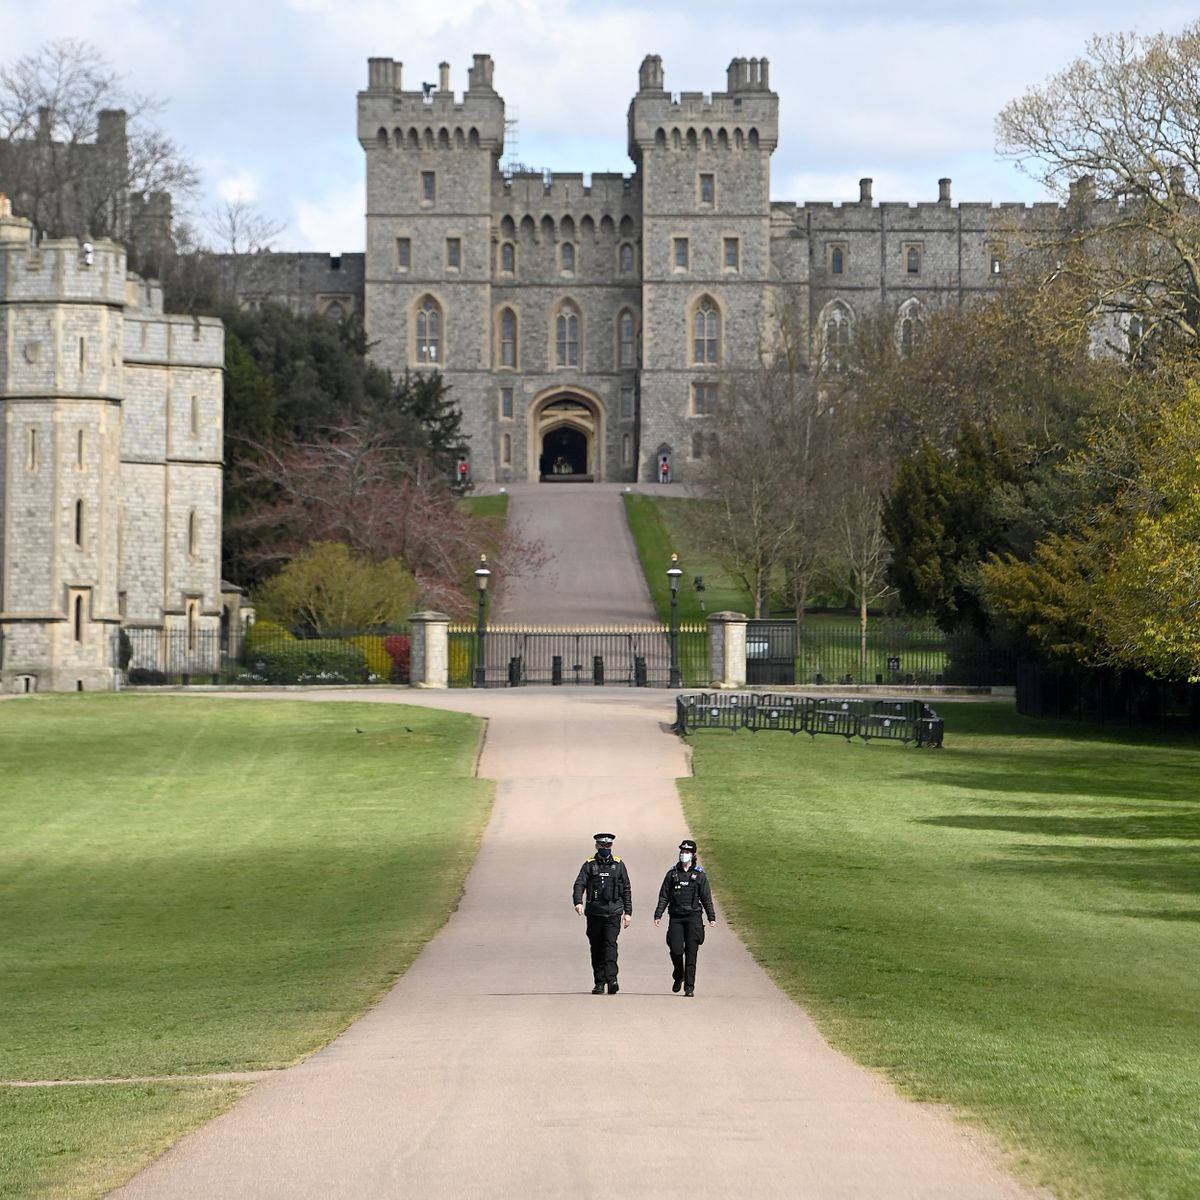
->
[[225, 52, 1067, 485], [0, 198, 226, 692]]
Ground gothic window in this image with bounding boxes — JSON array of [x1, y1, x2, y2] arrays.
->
[[324, 301, 346, 322], [618, 309, 635, 368], [896, 299, 925, 356], [830, 245, 845, 274], [446, 238, 461, 269], [692, 296, 720, 364], [619, 242, 634, 274], [691, 382, 717, 414], [822, 301, 853, 372], [561, 242, 575, 273], [674, 237, 689, 270], [724, 237, 739, 271], [499, 307, 517, 368], [376, 127, 388, 149], [905, 244, 922, 274], [556, 301, 580, 366], [416, 295, 442, 364], [501, 241, 515, 272]]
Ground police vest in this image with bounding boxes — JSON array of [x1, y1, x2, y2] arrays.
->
[[588, 857, 621, 903], [669, 867, 704, 913]]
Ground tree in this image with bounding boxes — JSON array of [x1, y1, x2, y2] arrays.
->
[[997, 22, 1200, 349], [0, 39, 196, 267], [254, 542, 417, 634], [204, 198, 284, 298]]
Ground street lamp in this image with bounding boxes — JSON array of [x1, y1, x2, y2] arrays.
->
[[473, 554, 491, 688], [667, 552, 683, 688]]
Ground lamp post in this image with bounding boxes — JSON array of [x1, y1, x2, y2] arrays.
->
[[667, 552, 683, 688], [473, 554, 491, 688]]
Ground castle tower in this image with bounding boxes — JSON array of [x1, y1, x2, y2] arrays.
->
[[0, 199, 125, 690], [628, 56, 779, 481], [358, 55, 504, 472]]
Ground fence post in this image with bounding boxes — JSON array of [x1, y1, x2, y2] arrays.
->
[[409, 612, 450, 688], [707, 611, 749, 689]]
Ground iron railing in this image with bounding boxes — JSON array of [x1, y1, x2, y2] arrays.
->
[[448, 623, 709, 687], [117, 627, 411, 686], [674, 691, 944, 748]]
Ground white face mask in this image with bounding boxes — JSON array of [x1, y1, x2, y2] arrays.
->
[[679, 852, 693, 866]]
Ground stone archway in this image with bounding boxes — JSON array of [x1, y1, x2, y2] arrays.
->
[[531, 391, 604, 481]]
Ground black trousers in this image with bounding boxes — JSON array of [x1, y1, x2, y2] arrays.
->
[[666, 913, 705, 988], [586, 913, 622, 984]]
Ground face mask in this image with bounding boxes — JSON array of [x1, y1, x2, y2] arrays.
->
[[679, 852, 693, 866], [596, 846, 611, 858]]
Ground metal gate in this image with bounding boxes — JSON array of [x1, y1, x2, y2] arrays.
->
[[449, 623, 706, 687], [746, 620, 795, 685]]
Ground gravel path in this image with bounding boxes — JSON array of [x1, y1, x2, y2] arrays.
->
[[112, 688, 1042, 1200]]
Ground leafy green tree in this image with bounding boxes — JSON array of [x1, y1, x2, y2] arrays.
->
[[253, 541, 418, 634]]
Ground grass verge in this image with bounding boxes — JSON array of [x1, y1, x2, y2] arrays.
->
[[679, 702, 1200, 1200], [1, 695, 491, 1197]]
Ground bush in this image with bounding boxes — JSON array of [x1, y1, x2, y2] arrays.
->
[[127, 668, 167, 686], [244, 640, 369, 685], [383, 634, 411, 682], [245, 619, 296, 651], [348, 635, 392, 681], [449, 636, 472, 685]]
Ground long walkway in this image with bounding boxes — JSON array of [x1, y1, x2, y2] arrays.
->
[[114, 690, 1040, 1200]]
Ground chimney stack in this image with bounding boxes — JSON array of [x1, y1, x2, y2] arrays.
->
[[938, 177, 951, 203], [859, 177, 873, 205], [438, 62, 450, 92]]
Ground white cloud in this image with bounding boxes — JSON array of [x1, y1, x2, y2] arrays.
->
[[215, 170, 259, 203], [292, 180, 365, 252]]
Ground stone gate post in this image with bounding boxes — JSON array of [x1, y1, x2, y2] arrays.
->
[[707, 611, 749, 689], [409, 612, 450, 688]]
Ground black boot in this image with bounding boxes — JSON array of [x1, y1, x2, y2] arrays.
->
[[684, 986, 695, 997], [592, 983, 606, 994], [672, 978, 682, 993], [607, 981, 619, 994]]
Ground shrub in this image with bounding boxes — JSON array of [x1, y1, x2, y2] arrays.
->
[[383, 634, 411, 682], [244, 640, 369, 685], [349, 635, 392, 681], [127, 668, 167, 686], [245, 619, 296, 651], [449, 636, 472, 685]]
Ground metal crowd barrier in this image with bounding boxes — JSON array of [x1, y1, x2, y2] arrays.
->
[[673, 692, 944, 748]]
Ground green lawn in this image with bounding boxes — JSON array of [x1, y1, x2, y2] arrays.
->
[[0, 695, 491, 1199], [680, 702, 1200, 1200], [459, 493, 509, 519]]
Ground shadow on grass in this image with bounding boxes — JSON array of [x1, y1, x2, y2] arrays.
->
[[918, 810, 1200, 840], [1099, 908, 1200, 923], [980, 842, 1200, 900]]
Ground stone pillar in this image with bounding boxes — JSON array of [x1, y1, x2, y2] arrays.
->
[[707, 611, 749, 690], [409, 612, 450, 688]]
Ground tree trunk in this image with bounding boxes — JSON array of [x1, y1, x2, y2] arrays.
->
[[859, 582, 869, 681]]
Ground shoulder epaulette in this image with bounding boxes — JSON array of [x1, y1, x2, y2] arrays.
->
[[612, 855, 621, 862], [586, 856, 595, 862]]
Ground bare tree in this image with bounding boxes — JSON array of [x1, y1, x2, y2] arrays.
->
[[204, 197, 285, 297], [997, 22, 1200, 348], [0, 39, 196, 265]]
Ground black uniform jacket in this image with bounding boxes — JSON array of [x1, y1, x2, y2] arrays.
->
[[654, 864, 715, 921], [572, 855, 632, 917]]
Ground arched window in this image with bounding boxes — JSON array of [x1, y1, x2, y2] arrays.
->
[[556, 301, 580, 367], [501, 241, 515, 272], [692, 296, 720, 364], [830, 246, 844, 275], [906, 245, 921, 274], [619, 243, 634, 274], [822, 301, 854, 372], [896, 299, 925, 356], [561, 241, 575, 273], [187, 601, 197, 652], [416, 295, 442, 364], [73, 594, 84, 642], [376, 127, 388, 149], [324, 301, 346, 322], [499, 307, 517, 367], [618, 309, 635, 368]]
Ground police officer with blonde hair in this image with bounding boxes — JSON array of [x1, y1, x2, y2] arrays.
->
[[654, 839, 715, 996], [572, 833, 632, 994]]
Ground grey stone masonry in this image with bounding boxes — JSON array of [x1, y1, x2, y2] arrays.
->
[[227, 52, 1116, 487], [0, 197, 225, 692]]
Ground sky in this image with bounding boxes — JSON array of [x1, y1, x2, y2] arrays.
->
[[0, 0, 1195, 253]]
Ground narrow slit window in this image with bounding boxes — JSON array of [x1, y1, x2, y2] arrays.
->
[[76, 429, 85, 469], [78, 337, 86, 373], [74, 499, 84, 548], [73, 594, 84, 642], [190, 395, 199, 436], [501, 242, 515, 272], [446, 238, 461, 269], [28, 427, 38, 472], [699, 173, 714, 205], [397, 237, 411, 270], [500, 387, 514, 418], [831, 246, 844, 275], [674, 237, 689, 270], [421, 171, 435, 202], [502, 433, 512, 466], [561, 242, 575, 273], [724, 238, 739, 270], [188, 511, 197, 557], [499, 308, 516, 367], [618, 310, 635, 368]]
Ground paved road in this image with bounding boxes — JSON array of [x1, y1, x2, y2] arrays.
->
[[493, 483, 659, 623], [114, 687, 1042, 1200]]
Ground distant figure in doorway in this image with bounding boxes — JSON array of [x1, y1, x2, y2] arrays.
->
[[659, 455, 671, 484], [456, 457, 470, 486], [654, 839, 715, 996], [572, 833, 632, 994], [553, 455, 570, 474]]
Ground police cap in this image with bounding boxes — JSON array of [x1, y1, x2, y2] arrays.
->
[[679, 839, 697, 852], [593, 833, 616, 845]]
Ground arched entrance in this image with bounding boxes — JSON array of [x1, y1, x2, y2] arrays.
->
[[532, 391, 604, 481]]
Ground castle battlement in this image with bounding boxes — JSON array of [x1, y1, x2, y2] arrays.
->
[[0, 209, 127, 305], [498, 172, 638, 209]]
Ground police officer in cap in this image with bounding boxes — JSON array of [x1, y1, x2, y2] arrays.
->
[[654, 839, 715, 996], [572, 833, 632, 994]]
